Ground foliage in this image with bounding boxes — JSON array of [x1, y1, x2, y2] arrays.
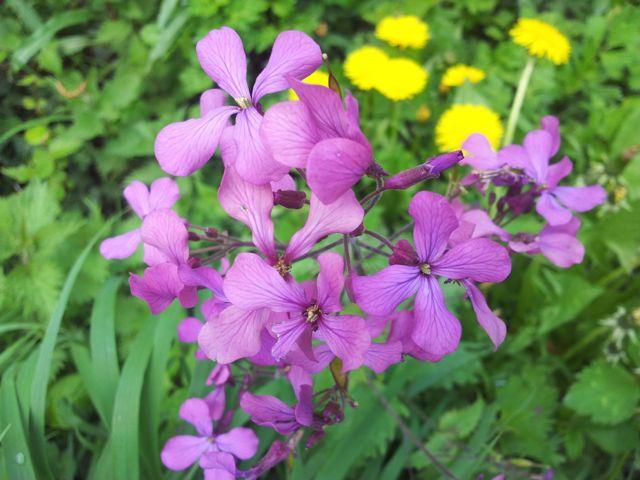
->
[[1, 0, 639, 479]]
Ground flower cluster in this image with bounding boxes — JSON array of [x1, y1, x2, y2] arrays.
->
[[101, 26, 604, 478]]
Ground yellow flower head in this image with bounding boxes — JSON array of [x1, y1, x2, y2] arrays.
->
[[375, 15, 430, 49], [440, 64, 486, 91], [288, 70, 330, 100], [344, 46, 389, 91], [375, 58, 428, 101], [509, 18, 571, 65], [435, 104, 503, 152]]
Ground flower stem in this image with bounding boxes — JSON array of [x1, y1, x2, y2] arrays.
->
[[503, 56, 536, 147]]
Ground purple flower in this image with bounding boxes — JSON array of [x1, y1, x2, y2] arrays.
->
[[161, 391, 258, 476], [223, 252, 371, 369], [384, 151, 463, 191], [501, 116, 606, 225], [509, 217, 584, 268], [218, 165, 364, 266], [100, 178, 179, 259], [154, 27, 322, 183], [351, 191, 511, 358], [261, 78, 374, 204], [240, 384, 314, 435], [177, 316, 208, 360]]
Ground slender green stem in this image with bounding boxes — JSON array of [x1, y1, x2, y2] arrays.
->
[[389, 101, 400, 146], [503, 56, 536, 146]]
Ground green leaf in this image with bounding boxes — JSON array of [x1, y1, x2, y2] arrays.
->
[[439, 397, 485, 438], [564, 360, 640, 425], [111, 316, 158, 480], [28, 220, 114, 479]]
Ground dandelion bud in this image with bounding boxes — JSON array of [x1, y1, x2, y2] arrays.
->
[[384, 151, 463, 190], [389, 239, 418, 266], [274, 190, 306, 209]]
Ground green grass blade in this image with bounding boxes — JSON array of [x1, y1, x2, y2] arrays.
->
[[89, 277, 121, 422], [0, 366, 37, 480], [111, 316, 158, 480], [140, 303, 182, 479], [28, 221, 113, 480]]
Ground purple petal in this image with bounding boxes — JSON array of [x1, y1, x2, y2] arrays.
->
[[409, 191, 459, 262], [100, 229, 141, 259], [552, 185, 607, 212], [316, 252, 344, 313], [161, 435, 210, 471], [200, 89, 227, 117], [216, 427, 259, 460], [148, 177, 180, 212], [140, 209, 189, 265], [179, 398, 213, 437], [536, 191, 573, 226], [539, 233, 585, 268], [123, 181, 150, 218], [461, 209, 511, 241], [272, 315, 308, 361], [218, 166, 276, 259], [431, 238, 511, 283], [271, 174, 296, 192], [540, 115, 560, 156], [252, 31, 322, 101], [154, 106, 238, 177], [204, 387, 226, 421], [318, 314, 370, 371], [232, 108, 290, 185], [289, 79, 351, 139], [206, 364, 231, 387], [461, 133, 501, 170], [240, 392, 298, 434], [387, 310, 442, 362], [177, 316, 203, 343], [260, 101, 319, 168], [179, 265, 225, 299], [366, 315, 391, 338], [364, 341, 403, 374], [498, 144, 531, 172], [178, 285, 198, 308], [285, 190, 364, 261], [196, 27, 251, 99], [223, 253, 307, 312], [201, 452, 236, 480], [351, 265, 421, 316], [411, 276, 461, 357], [463, 280, 506, 349], [287, 366, 312, 400], [523, 130, 553, 184], [307, 138, 372, 204], [294, 384, 314, 427], [198, 306, 272, 364], [129, 263, 182, 314], [546, 156, 573, 189]]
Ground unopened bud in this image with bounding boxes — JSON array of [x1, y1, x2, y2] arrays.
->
[[188, 232, 201, 241], [384, 151, 463, 190], [365, 162, 388, 179], [389, 239, 418, 266], [188, 257, 202, 268], [274, 190, 306, 209], [205, 227, 218, 238]]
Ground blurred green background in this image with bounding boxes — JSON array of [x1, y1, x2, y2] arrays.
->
[[1, 0, 639, 479]]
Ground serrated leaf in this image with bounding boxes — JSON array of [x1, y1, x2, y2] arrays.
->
[[564, 360, 640, 425]]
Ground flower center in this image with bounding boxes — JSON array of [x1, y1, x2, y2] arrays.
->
[[275, 256, 291, 278], [419, 263, 431, 275], [235, 97, 252, 109], [305, 304, 321, 331]]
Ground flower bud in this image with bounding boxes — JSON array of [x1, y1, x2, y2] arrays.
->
[[365, 162, 388, 179], [389, 239, 418, 266], [188, 232, 201, 241], [205, 227, 218, 238], [273, 190, 306, 209], [384, 151, 463, 190]]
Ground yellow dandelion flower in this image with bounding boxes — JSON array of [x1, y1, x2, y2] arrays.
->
[[509, 18, 571, 65], [375, 58, 428, 101], [288, 70, 330, 100], [344, 46, 390, 91], [375, 15, 430, 49], [440, 64, 486, 91], [435, 104, 503, 152]]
